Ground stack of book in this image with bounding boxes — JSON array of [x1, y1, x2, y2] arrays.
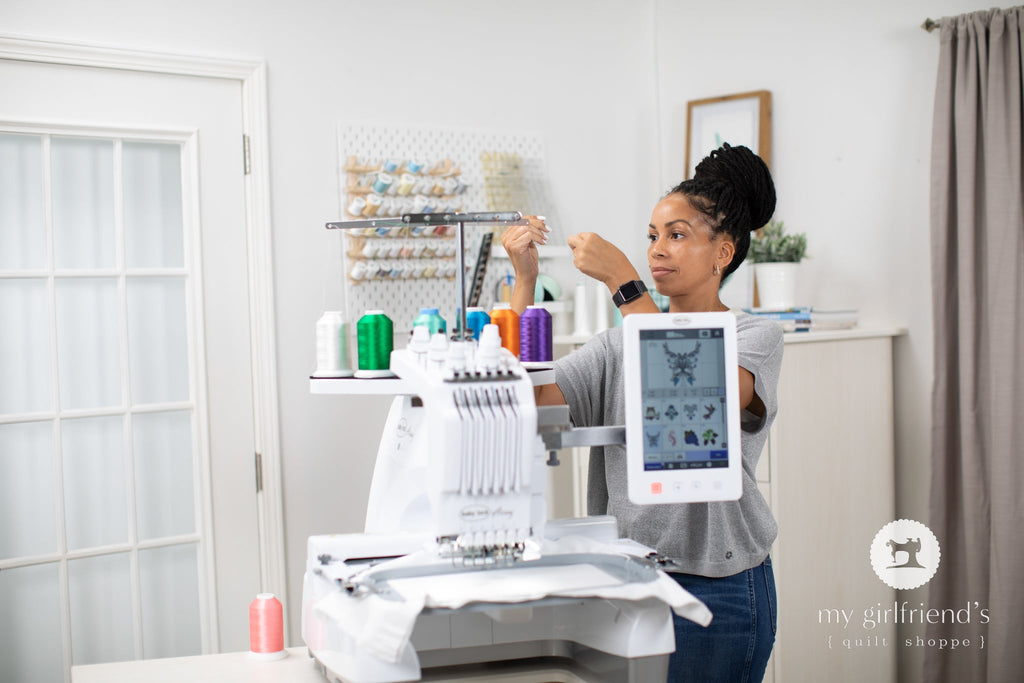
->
[[808, 308, 859, 330], [743, 307, 858, 333]]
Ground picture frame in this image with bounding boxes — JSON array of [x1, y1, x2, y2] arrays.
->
[[685, 90, 771, 179]]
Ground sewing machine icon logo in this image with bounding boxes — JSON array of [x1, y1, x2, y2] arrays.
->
[[869, 519, 941, 590], [886, 537, 925, 569]]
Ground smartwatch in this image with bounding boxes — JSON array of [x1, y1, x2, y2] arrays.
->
[[612, 279, 648, 308]]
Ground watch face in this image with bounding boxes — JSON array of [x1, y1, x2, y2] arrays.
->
[[616, 280, 646, 306]]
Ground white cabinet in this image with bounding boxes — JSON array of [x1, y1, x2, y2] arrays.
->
[[763, 329, 901, 683]]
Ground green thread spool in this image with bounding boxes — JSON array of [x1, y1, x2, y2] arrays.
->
[[357, 310, 393, 370]]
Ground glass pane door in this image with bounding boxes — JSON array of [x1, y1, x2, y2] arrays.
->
[[0, 130, 206, 682]]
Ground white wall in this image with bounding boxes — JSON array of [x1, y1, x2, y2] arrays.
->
[[0, 0, 986, 679]]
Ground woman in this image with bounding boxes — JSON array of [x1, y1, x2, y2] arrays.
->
[[502, 144, 783, 683]]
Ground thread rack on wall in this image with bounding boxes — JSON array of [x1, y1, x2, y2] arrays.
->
[[335, 122, 560, 333]]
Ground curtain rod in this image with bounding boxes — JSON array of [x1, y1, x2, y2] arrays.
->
[[922, 18, 940, 32]]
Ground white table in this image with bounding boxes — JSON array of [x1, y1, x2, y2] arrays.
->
[[72, 647, 588, 683]]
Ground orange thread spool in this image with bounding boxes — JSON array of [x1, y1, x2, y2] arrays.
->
[[249, 593, 286, 660], [489, 304, 520, 357]]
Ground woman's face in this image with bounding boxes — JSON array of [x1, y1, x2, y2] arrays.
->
[[647, 193, 733, 299]]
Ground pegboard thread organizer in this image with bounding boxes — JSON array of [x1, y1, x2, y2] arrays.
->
[[339, 149, 477, 311], [343, 156, 469, 219], [346, 227, 460, 283], [337, 122, 560, 334]]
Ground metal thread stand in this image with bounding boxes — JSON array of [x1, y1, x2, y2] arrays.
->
[[328, 212, 527, 338]]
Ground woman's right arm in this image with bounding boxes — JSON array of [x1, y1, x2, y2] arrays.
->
[[500, 217, 565, 405], [500, 216, 549, 315]]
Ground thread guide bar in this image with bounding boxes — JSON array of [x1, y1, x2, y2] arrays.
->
[[328, 212, 527, 339], [325, 211, 527, 230]]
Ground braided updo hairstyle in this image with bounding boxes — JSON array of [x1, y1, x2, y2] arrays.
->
[[670, 143, 776, 280]]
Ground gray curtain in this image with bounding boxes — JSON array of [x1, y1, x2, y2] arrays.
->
[[927, 6, 1024, 683]]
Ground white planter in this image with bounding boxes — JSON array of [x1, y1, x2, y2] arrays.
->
[[754, 262, 799, 310]]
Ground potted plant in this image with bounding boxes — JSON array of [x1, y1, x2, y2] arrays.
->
[[748, 219, 807, 310]]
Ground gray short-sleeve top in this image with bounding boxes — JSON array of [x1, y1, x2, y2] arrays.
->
[[554, 312, 784, 577]]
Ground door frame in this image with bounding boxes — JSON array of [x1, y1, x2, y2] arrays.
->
[[0, 33, 287, 627]]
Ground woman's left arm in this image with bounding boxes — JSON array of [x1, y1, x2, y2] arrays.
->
[[567, 232, 659, 316]]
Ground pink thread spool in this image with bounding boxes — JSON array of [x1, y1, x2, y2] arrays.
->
[[249, 593, 286, 660]]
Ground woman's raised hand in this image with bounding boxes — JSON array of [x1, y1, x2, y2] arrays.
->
[[567, 232, 639, 288], [500, 215, 549, 281]]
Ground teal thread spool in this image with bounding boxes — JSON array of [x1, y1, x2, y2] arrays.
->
[[413, 307, 446, 335], [356, 310, 393, 373]]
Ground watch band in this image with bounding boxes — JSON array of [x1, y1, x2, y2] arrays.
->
[[612, 279, 648, 307]]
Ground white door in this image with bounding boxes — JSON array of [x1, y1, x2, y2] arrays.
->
[[0, 53, 264, 682]]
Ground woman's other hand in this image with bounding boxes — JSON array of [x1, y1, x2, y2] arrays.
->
[[502, 215, 549, 314], [567, 232, 639, 289], [501, 215, 549, 281]]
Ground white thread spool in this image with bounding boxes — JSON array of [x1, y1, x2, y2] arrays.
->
[[594, 280, 610, 331], [347, 196, 366, 216], [313, 311, 353, 377], [573, 281, 592, 337]]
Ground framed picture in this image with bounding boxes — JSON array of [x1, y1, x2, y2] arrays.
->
[[685, 90, 771, 179]]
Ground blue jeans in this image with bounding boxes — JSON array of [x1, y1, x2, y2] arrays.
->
[[666, 556, 777, 683]]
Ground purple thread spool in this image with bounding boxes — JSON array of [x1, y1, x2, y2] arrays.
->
[[520, 305, 552, 362]]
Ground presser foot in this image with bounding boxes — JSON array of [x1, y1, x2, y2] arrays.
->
[[437, 537, 526, 567]]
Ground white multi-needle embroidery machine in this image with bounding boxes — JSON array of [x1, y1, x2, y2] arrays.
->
[[303, 212, 732, 683]]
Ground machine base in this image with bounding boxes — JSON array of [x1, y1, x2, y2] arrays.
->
[[301, 532, 709, 683], [310, 642, 667, 683]]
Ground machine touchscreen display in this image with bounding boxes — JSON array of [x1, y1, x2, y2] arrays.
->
[[624, 312, 740, 504], [638, 328, 728, 471]]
